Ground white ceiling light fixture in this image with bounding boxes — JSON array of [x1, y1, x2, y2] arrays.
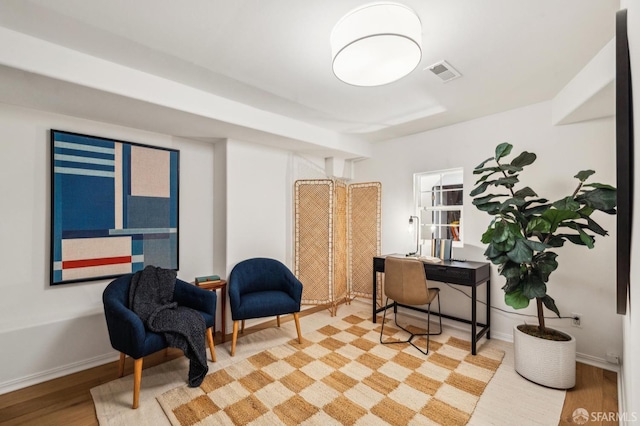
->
[[331, 2, 422, 87]]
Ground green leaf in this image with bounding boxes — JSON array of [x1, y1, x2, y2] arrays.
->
[[584, 183, 616, 190], [541, 209, 580, 232], [492, 176, 519, 187], [470, 181, 490, 197], [521, 199, 550, 215], [474, 165, 523, 175], [473, 166, 501, 175], [532, 251, 558, 281], [476, 202, 501, 213], [497, 206, 520, 216], [578, 206, 595, 216], [475, 173, 496, 185], [522, 274, 547, 299], [576, 188, 617, 211], [581, 215, 608, 236], [472, 193, 508, 205], [541, 295, 560, 317], [506, 239, 534, 263], [574, 170, 595, 182], [483, 243, 503, 259], [502, 277, 522, 293], [508, 222, 523, 235], [526, 217, 551, 234], [510, 151, 537, 168], [514, 187, 537, 198], [499, 261, 523, 279], [494, 235, 516, 252], [523, 239, 549, 252], [495, 143, 513, 161], [505, 290, 530, 309], [511, 209, 528, 228], [577, 227, 595, 249], [500, 165, 524, 174], [558, 234, 587, 245], [552, 196, 580, 211], [481, 227, 494, 244], [545, 236, 565, 248], [492, 220, 510, 243], [498, 197, 528, 209], [475, 156, 495, 169], [490, 254, 510, 265]]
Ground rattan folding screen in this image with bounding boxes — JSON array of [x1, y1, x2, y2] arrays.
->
[[294, 180, 381, 315]]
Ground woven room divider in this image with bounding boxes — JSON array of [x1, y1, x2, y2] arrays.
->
[[348, 182, 381, 306], [294, 179, 381, 315]]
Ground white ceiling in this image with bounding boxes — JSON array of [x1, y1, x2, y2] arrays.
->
[[0, 0, 619, 152]]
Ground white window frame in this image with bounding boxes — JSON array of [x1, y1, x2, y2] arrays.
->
[[414, 167, 464, 249]]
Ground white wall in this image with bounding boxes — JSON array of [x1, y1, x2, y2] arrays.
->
[[0, 103, 217, 393], [223, 139, 295, 334], [225, 139, 294, 270], [354, 101, 622, 365], [620, 0, 639, 418]]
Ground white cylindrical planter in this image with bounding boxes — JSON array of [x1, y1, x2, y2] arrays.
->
[[513, 325, 576, 389]]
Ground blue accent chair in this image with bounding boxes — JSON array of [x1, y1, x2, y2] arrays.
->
[[228, 258, 303, 356], [102, 273, 217, 409]]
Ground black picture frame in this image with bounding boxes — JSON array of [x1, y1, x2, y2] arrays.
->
[[615, 9, 634, 315], [51, 130, 180, 285]]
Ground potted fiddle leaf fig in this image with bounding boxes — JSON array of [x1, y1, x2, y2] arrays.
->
[[471, 142, 616, 389]]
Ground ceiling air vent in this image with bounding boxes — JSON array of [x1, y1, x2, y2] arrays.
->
[[425, 60, 461, 83]]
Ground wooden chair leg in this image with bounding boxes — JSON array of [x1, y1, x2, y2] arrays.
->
[[132, 358, 143, 409], [118, 353, 126, 377], [293, 313, 302, 344], [206, 327, 216, 362], [231, 321, 239, 356], [277, 315, 281, 327], [241, 320, 245, 334]]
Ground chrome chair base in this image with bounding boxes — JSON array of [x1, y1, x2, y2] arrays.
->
[[379, 292, 442, 355]]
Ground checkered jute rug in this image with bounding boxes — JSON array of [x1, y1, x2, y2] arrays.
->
[[156, 312, 504, 425]]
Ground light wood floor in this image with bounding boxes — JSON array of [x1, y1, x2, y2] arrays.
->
[[0, 310, 619, 426]]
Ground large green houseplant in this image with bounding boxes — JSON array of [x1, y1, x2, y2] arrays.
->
[[471, 143, 617, 339]]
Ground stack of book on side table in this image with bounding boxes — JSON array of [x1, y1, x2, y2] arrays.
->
[[195, 275, 223, 289]]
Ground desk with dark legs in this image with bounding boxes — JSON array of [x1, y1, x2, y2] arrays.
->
[[373, 255, 491, 355]]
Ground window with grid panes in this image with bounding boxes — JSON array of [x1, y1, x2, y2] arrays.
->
[[414, 168, 463, 247]]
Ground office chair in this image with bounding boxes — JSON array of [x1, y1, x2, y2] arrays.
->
[[379, 256, 442, 354]]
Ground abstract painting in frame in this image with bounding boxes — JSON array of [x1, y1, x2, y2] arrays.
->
[[50, 130, 179, 285]]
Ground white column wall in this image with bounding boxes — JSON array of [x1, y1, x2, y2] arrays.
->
[[354, 101, 622, 365], [223, 139, 295, 334]]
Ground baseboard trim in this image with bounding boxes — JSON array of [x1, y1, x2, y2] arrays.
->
[[0, 352, 118, 396], [575, 352, 620, 373]]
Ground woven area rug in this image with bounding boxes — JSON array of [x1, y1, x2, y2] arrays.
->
[[156, 312, 504, 425]]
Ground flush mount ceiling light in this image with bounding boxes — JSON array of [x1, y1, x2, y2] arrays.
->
[[331, 2, 422, 87]]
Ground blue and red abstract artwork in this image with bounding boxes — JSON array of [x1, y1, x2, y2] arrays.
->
[[50, 130, 179, 285]]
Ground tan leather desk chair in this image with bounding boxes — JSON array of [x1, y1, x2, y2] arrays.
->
[[379, 256, 442, 354]]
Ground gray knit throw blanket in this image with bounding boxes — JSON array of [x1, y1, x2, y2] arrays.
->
[[128, 265, 208, 387]]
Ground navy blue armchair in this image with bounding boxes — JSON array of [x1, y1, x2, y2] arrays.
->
[[103, 273, 217, 409], [228, 258, 303, 355]]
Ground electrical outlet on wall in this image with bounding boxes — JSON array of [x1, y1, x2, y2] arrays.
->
[[606, 352, 621, 365], [571, 313, 582, 327]]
